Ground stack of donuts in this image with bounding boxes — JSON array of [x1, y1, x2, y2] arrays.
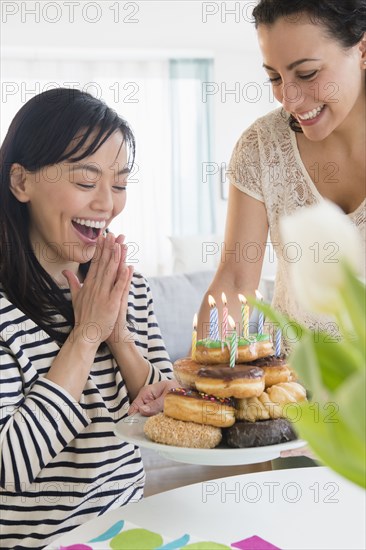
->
[[144, 336, 307, 449]]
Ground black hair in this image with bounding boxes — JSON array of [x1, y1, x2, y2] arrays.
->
[[0, 88, 135, 344], [252, 0, 366, 132]]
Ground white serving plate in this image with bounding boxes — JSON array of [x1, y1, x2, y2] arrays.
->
[[114, 414, 306, 466]]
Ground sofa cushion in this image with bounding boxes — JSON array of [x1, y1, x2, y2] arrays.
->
[[148, 270, 215, 362]]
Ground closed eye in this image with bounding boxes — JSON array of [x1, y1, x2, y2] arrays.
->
[[267, 75, 282, 84], [298, 70, 318, 80], [76, 183, 95, 189], [113, 186, 127, 192]]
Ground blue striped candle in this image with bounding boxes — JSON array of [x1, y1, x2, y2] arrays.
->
[[255, 290, 264, 335], [208, 295, 220, 341], [275, 327, 282, 357]]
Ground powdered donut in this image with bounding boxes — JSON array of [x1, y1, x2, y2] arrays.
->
[[143, 413, 222, 448], [164, 387, 236, 428], [195, 365, 265, 399]]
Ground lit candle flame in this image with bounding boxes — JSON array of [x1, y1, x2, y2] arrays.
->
[[193, 313, 197, 330], [221, 292, 227, 305], [208, 294, 216, 308], [238, 293, 247, 305], [255, 290, 263, 301], [228, 315, 236, 330]]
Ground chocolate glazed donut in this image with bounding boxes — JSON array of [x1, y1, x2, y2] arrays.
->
[[249, 354, 292, 387], [224, 418, 297, 448], [195, 365, 265, 399]]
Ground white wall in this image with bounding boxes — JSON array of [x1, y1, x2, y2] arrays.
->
[[1, 0, 277, 277]]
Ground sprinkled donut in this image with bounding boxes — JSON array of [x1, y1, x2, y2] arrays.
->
[[164, 387, 236, 428]]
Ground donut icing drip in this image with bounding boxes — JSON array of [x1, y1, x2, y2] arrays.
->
[[168, 387, 234, 406], [197, 365, 264, 380], [250, 354, 288, 367]]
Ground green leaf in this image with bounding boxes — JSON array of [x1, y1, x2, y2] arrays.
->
[[291, 403, 366, 489], [289, 334, 327, 401], [339, 262, 366, 347], [335, 370, 366, 442], [310, 339, 363, 390], [247, 298, 309, 343]]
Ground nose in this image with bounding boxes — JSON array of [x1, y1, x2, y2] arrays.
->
[[90, 182, 114, 213], [279, 79, 305, 113]]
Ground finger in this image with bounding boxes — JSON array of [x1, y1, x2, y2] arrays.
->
[[62, 270, 82, 301], [121, 243, 128, 264], [95, 233, 121, 286], [116, 245, 127, 281], [115, 234, 126, 246], [139, 396, 165, 416], [86, 234, 104, 279]]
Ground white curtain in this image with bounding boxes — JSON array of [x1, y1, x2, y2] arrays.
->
[[1, 52, 172, 276], [169, 59, 216, 236]]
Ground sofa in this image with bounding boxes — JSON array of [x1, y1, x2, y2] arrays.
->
[[149, 270, 215, 362]]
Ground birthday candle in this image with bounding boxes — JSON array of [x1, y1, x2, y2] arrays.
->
[[228, 315, 237, 368], [275, 327, 282, 357], [208, 295, 219, 341], [191, 313, 197, 360], [221, 292, 228, 341], [255, 290, 264, 335], [238, 294, 249, 339]]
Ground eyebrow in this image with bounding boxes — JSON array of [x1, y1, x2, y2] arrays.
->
[[263, 58, 321, 72], [69, 163, 130, 176]]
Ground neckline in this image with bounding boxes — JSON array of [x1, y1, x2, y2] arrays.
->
[[288, 125, 366, 218]]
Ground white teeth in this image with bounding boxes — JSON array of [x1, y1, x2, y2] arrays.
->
[[72, 218, 106, 229], [298, 105, 324, 121]]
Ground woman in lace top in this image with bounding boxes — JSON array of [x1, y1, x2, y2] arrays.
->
[[197, 0, 366, 351]]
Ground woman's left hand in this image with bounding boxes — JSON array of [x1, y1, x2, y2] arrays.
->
[[105, 234, 134, 350], [128, 379, 180, 416]]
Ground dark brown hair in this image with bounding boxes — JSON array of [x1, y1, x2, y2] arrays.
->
[[0, 88, 135, 344]]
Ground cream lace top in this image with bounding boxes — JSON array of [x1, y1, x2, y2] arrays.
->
[[229, 108, 365, 349]]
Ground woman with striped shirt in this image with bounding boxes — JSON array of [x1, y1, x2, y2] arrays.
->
[[0, 88, 174, 548]]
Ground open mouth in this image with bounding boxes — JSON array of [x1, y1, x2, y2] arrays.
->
[[71, 218, 106, 241]]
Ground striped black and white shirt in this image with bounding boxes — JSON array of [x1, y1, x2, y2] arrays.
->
[[0, 272, 172, 549]]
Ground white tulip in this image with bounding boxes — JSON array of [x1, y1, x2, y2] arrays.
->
[[280, 201, 363, 315]]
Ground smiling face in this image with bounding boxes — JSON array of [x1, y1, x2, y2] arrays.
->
[[19, 130, 129, 280], [257, 14, 366, 141]]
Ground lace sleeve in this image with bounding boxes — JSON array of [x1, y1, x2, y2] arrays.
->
[[227, 121, 264, 203]]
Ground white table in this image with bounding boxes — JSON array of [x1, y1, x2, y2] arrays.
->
[[47, 466, 365, 549]]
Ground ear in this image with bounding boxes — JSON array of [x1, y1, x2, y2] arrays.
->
[[9, 163, 31, 203], [359, 32, 366, 68]]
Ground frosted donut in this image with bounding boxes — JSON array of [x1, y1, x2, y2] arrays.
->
[[195, 365, 265, 399], [164, 387, 236, 428], [250, 355, 292, 387], [224, 418, 297, 448], [144, 413, 222, 448], [195, 335, 274, 365], [173, 357, 202, 388]]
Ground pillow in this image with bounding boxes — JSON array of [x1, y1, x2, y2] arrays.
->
[[148, 270, 215, 362]]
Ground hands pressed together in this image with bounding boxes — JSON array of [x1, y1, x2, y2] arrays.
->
[[63, 232, 134, 348]]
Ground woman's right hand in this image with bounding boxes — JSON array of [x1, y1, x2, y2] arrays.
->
[[63, 232, 127, 347], [46, 233, 128, 401]]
